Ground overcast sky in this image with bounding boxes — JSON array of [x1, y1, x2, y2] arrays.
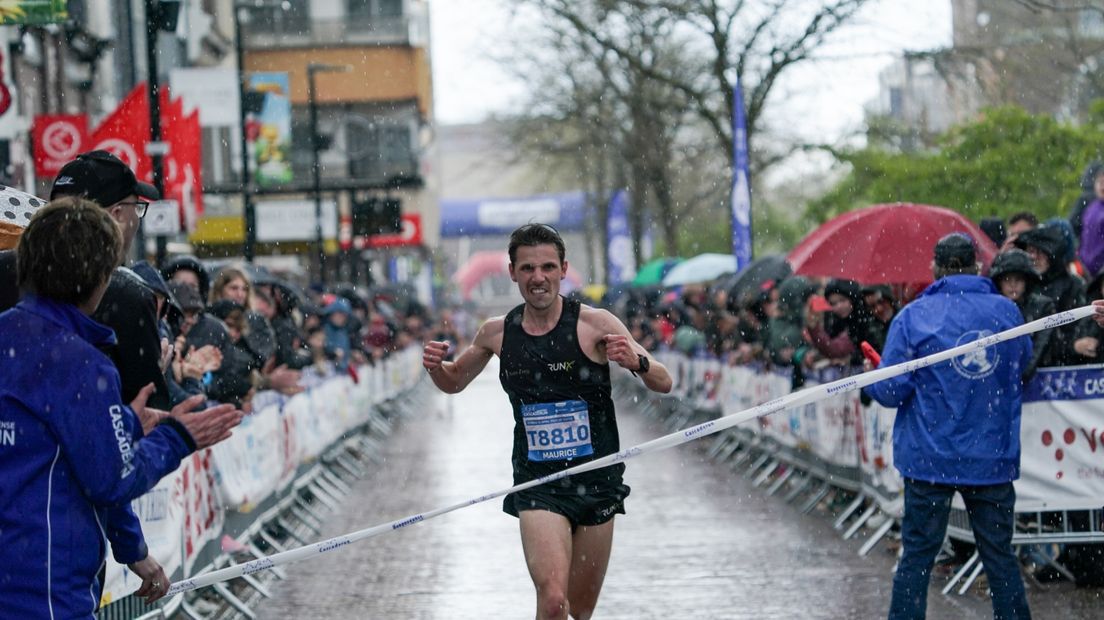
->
[[429, 0, 954, 146]]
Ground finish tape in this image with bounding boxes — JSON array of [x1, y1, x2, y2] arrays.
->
[[165, 305, 1093, 596]]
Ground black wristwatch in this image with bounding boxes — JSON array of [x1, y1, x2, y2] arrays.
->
[[631, 354, 650, 377]]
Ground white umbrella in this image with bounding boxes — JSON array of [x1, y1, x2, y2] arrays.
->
[[661, 253, 738, 286], [0, 185, 48, 249], [0, 184, 47, 228]]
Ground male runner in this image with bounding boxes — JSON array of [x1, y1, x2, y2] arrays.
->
[[423, 223, 671, 620]]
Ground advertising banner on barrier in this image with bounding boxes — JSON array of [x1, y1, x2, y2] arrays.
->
[[1016, 365, 1104, 511], [858, 402, 903, 516], [96, 354, 425, 609], [99, 470, 184, 607], [99, 450, 222, 605], [666, 351, 1104, 516]]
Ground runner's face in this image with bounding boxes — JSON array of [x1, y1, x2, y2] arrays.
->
[[510, 244, 566, 310]]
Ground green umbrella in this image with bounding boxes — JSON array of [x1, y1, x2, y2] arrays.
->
[[632, 257, 682, 286]]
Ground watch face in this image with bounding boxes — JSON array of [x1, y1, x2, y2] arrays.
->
[[638, 354, 650, 372]]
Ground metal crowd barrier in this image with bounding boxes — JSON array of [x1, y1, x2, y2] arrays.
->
[[620, 352, 1104, 595], [96, 357, 432, 620]]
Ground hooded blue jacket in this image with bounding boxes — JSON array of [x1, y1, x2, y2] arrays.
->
[[863, 275, 1032, 485], [0, 296, 195, 619]]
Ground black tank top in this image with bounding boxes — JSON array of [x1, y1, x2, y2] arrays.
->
[[499, 297, 624, 490]]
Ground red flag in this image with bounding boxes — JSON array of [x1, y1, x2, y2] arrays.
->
[[32, 114, 90, 177], [91, 84, 151, 181], [89, 83, 205, 229], [164, 107, 204, 227]]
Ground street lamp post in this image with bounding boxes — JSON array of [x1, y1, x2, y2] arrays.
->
[[144, 0, 167, 266], [307, 62, 350, 284], [234, 4, 255, 263]]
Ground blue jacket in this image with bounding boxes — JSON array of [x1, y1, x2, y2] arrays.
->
[[863, 275, 1032, 485], [0, 296, 195, 619]]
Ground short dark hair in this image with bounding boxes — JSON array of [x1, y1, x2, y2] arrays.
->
[[508, 223, 566, 264], [16, 196, 122, 306], [1008, 211, 1038, 228]]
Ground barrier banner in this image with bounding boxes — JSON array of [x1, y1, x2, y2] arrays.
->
[[209, 402, 287, 512], [858, 402, 903, 516], [1017, 365, 1104, 511], [659, 350, 1104, 516], [99, 361, 413, 606], [99, 471, 185, 607], [99, 450, 222, 605]]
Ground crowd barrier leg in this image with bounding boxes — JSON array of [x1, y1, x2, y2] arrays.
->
[[357, 435, 385, 462], [765, 467, 795, 496], [843, 502, 879, 540], [180, 598, 210, 619], [715, 435, 744, 462], [706, 431, 734, 460], [958, 558, 987, 594], [246, 542, 288, 580], [782, 474, 812, 503], [224, 558, 272, 599], [799, 480, 831, 515], [859, 516, 895, 557], [306, 479, 342, 511], [834, 494, 867, 530], [743, 452, 773, 479], [257, 528, 289, 554], [319, 468, 353, 496], [293, 497, 326, 530], [729, 444, 757, 470], [211, 583, 256, 620], [274, 517, 309, 546], [333, 452, 368, 478], [752, 459, 781, 488], [941, 551, 981, 594]]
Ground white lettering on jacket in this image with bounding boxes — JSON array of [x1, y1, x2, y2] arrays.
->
[[109, 405, 136, 478], [0, 420, 15, 446]]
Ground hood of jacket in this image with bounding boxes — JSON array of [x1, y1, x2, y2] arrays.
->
[[161, 255, 210, 300], [1014, 226, 1067, 276], [988, 249, 1041, 286]]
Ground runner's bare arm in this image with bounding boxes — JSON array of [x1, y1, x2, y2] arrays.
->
[[422, 317, 503, 394], [580, 306, 672, 394]]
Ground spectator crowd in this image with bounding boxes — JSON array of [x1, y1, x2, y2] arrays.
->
[[600, 160, 1104, 589]]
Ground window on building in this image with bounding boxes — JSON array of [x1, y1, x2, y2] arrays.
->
[[347, 120, 416, 181], [347, 0, 404, 23], [246, 1, 310, 37]]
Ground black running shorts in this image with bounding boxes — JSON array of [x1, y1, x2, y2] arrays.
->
[[503, 480, 631, 529]]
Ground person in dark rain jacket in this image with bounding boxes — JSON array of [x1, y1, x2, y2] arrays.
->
[[1015, 225, 1086, 367], [0, 199, 241, 619], [989, 249, 1056, 381]]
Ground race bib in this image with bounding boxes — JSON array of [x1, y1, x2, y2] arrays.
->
[[521, 400, 594, 462]]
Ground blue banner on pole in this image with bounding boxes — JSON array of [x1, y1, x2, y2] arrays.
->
[[607, 189, 635, 286], [731, 79, 753, 271]]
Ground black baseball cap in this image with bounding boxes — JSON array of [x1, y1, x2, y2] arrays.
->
[[50, 150, 159, 207], [933, 232, 977, 269]]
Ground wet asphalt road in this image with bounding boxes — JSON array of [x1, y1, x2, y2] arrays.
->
[[255, 360, 1102, 619]]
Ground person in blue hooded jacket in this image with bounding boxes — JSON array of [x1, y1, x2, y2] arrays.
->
[[0, 198, 242, 619], [864, 233, 1033, 620]]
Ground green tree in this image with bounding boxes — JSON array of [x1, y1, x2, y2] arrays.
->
[[811, 106, 1104, 224]]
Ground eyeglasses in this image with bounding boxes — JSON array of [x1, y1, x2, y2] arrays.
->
[[117, 200, 150, 218]]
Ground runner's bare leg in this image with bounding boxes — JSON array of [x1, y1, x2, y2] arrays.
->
[[567, 520, 615, 620], [520, 510, 573, 620]]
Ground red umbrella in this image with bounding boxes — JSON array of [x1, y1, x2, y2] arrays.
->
[[787, 203, 998, 287]]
